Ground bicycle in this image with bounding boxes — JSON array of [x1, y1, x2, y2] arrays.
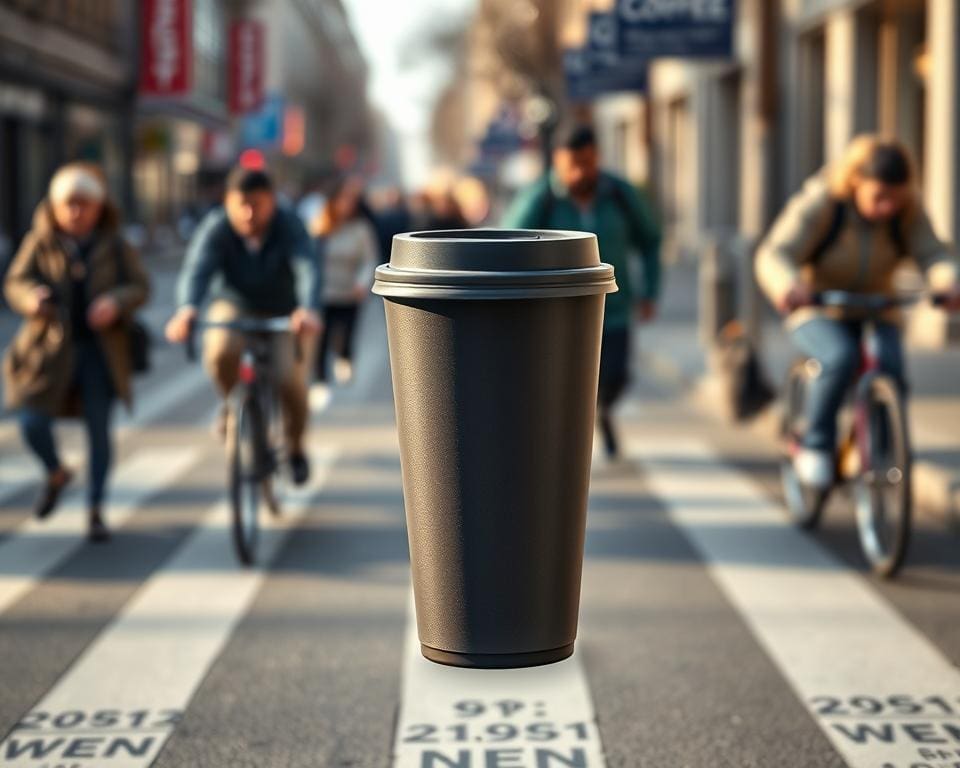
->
[[779, 290, 948, 578], [187, 317, 293, 565]]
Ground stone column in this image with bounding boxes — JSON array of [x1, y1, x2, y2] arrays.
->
[[912, 0, 960, 347], [924, 0, 960, 245], [824, 9, 856, 164]]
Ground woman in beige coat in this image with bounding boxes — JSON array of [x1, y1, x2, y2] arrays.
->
[[756, 136, 960, 488], [3, 163, 150, 540]]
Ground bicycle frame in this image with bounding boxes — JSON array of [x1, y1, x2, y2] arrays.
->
[[848, 321, 882, 482], [238, 336, 284, 472]]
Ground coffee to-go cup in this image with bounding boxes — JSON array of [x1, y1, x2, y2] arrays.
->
[[373, 229, 616, 668]]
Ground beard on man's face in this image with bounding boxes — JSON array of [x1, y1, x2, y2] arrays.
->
[[569, 174, 599, 197]]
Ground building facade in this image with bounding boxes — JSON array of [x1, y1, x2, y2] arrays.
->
[[0, 1, 137, 246]]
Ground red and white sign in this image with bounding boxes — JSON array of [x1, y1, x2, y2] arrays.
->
[[140, 0, 193, 96], [229, 20, 265, 115]]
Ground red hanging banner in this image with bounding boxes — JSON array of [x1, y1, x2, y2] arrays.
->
[[229, 19, 266, 115], [140, 0, 193, 96]]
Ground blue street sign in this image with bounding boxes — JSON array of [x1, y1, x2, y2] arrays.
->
[[564, 16, 649, 104], [240, 93, 283, 149], [616, 0, 735, 59]]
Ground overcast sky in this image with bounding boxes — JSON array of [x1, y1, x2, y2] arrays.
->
[[340, 0, 476, 184]]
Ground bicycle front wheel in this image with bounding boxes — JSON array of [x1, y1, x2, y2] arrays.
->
[[779, 359, 828, 529], [229, 396, 265, 566], [854, 375, 911, 578]]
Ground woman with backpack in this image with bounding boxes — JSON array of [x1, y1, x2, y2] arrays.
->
[[3, 162, 150, 541], [756, 136, 960, 490]]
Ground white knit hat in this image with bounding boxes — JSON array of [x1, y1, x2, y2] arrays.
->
[[49, 166, 106, 204]]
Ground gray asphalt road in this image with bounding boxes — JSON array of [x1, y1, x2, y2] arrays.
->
[[0, 275, 958, 768]]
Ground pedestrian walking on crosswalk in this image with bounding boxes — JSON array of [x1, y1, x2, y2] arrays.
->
[[2, 162, 151, 541]]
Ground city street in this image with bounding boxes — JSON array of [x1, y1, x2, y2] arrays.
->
[[1, 265, 958, 768]]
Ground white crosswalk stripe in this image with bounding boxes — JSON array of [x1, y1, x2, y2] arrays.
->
[[393, 598, 606, 768], [632, 438, 960, 768], [0, 448, 200, 615], [0, 366, 211, 508], [0, 446, 339, 768]]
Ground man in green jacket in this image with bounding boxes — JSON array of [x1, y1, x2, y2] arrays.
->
[[503, 122, 662, 457]]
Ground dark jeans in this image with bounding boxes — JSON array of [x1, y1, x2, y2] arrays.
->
[[791, 318, 905, 451], [19, 339, 115, 507], [316, 303, 359, 382], [598, 326, 630, 409]]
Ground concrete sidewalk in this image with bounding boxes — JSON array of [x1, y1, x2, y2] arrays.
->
[[639, 261, 960, 529]]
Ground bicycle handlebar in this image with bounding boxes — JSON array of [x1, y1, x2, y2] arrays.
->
[[185, 317, 294, 362], [810, 290, 949, 312]]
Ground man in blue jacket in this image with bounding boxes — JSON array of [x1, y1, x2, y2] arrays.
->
[[165, 167, 322, 483], [503, 122, 661, 457]]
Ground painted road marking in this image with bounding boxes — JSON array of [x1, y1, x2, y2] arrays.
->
[[0, 446, 339, 768], [632, 438, 960, 768], [0, 455, 54, 508], [0, 366, 210, 508], [115, 365, 209, 428], [393, 599, 606, 768], [0, 448, 200, 615]]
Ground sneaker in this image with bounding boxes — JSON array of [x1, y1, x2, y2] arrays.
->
[[34, 467, 74, 520], [289, 453, 310, 486], [309, 383, 332, 412], [794, 448, 834, 489], [88, 507, 111, 543], [334, 358, 354, 384]]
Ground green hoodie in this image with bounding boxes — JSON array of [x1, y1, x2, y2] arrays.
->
[[502, 171, 661, 329]]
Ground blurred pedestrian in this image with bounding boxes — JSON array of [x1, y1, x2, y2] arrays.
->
[[3, 162, 150, 541], [424, 188, 468, 231], [362, 185, 412, 263], [502, 121, 662, 458], [164, 167, 322, 485], [757, 135, 960, 489], [310, 177, 378, 390]]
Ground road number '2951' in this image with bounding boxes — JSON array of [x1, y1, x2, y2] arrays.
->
[[810, 696, 957, 717]]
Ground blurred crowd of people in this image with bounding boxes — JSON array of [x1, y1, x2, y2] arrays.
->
[[0, 155, 496, 539]]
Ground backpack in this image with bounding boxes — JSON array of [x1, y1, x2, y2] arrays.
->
[[807, 200, 908, 265]]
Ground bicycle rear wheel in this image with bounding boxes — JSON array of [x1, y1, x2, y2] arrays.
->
[[779, 359, 829, 529], [229, 396, 265, 566], [854, 375, 911, 578]]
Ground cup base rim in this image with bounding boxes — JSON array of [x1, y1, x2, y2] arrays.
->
[[420, 642, 575, 669]]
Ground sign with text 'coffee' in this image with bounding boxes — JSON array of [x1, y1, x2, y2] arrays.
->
[[617, 0, 736, 59]]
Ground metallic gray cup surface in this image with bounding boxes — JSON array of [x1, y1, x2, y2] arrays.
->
[[373, 229, 617, 668]]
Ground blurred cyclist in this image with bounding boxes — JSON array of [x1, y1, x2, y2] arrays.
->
[[757, 135, 960, 489], [3, 162, 150, 541], [165, 167, 322, 484], [503, 121, 661, 458]]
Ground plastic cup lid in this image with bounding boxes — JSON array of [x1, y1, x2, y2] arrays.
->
[[373, 229, 617, 300]]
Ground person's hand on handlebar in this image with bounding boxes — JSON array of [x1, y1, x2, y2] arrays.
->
[[290, 307, 323, 337], [165, 306, 198, 344], [779, 283, 815, 314]]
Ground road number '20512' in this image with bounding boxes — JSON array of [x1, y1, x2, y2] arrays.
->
[[15, 710, 183, 730]]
